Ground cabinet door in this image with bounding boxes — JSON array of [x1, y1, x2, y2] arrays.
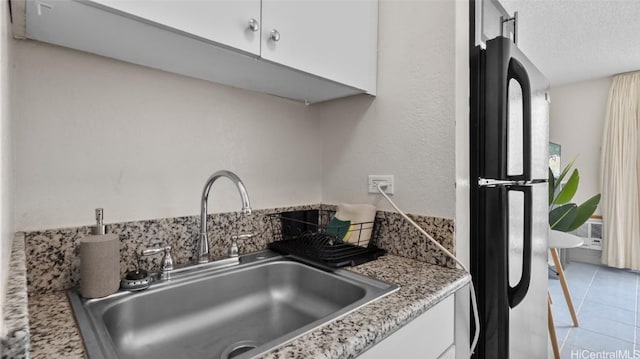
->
[[260, 0, 377, 93], [86, 0, 261, 55], [358, 295, 455, 359]]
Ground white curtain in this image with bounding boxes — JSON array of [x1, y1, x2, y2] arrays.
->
[[601, 72, 640, 269]]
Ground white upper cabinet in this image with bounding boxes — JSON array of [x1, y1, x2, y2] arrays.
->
[[261, 0, 378, 92], [18, 0, 378, 103], [88, 0, 262, 56]]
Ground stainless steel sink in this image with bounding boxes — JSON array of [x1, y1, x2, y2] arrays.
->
[[68, 251, 397, 359]]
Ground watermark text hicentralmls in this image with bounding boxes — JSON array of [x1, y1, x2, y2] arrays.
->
[[570, 349, 640, 359]]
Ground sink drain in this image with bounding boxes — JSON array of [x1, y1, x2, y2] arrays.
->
[[220, 340, 259, 359]]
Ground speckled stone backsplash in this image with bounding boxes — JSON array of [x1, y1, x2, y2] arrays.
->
[[376, 210, 455, 268], [320, 204, 456, 269], [24, 204, 319, 294], [22, 204, 455, 294]]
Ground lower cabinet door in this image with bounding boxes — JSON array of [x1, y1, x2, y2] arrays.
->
[[358, 295, 454, 359]]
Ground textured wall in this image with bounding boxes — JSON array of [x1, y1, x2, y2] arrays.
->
[[1, 0, 15, 336], [12, 1, 460, 230], [317, 0, 456, 218], [12, 40, 323, 231], [549, 77, 611, 213]]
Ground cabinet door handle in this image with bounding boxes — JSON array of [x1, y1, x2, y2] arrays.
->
[[248, 18, 260, 32], [270, 29, 280, 42]]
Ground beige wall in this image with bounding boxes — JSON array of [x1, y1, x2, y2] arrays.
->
[[12, 41, 324, 231], [318, 0, 457, 219], [1, 0, 14, 336], [12, 0, 461, 232], [549, 76, 612, 213], [454, 2, 471, 358]]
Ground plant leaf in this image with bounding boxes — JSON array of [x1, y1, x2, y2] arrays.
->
[[549, 204, 577, 231], [553, 169, 580, 205], [565, 194, 602, 232], [556, 157, 577, 186], [548, 167, 556, 206]]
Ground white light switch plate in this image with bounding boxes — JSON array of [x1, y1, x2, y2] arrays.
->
[[368, 175, 394, 194]]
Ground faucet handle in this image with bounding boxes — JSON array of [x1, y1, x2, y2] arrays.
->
[[141, 245, 175, 274], [229, 233, 254, 257]]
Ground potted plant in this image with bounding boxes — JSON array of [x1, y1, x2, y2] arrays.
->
[[548, 158, 601, 232]]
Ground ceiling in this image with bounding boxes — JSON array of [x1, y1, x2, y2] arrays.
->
[[498, 0, 640, 87]]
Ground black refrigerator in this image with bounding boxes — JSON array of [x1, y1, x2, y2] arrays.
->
[[470, 36, 550, 359]]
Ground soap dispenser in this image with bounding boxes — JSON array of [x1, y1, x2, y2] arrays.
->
[[79, 208, 120, 298]]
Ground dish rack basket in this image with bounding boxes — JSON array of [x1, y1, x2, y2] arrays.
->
[[266, 209, 386, 268]]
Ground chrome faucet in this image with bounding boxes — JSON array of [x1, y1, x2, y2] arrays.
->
[[197, 170, 252, 264]]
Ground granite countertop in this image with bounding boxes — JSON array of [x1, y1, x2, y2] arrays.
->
[[2, 234, 29, 359], [28, 254, 470, 359]]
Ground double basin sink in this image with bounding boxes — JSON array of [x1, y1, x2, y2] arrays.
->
[[68, 251, 398, 359]]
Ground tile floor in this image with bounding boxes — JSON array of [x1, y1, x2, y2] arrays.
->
[[549, 260, 640, 358]]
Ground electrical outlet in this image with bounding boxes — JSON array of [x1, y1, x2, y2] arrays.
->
[[368, 175, 394, 194]]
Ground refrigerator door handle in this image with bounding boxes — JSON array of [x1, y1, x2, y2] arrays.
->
[[508, 185, 532, 308], [507, 57, 532, 181]]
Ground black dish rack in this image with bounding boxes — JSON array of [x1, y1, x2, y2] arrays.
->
[[267, 209, 386, 268]]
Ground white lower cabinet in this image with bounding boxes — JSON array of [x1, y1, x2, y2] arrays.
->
[[358, 295, 455, 359]]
